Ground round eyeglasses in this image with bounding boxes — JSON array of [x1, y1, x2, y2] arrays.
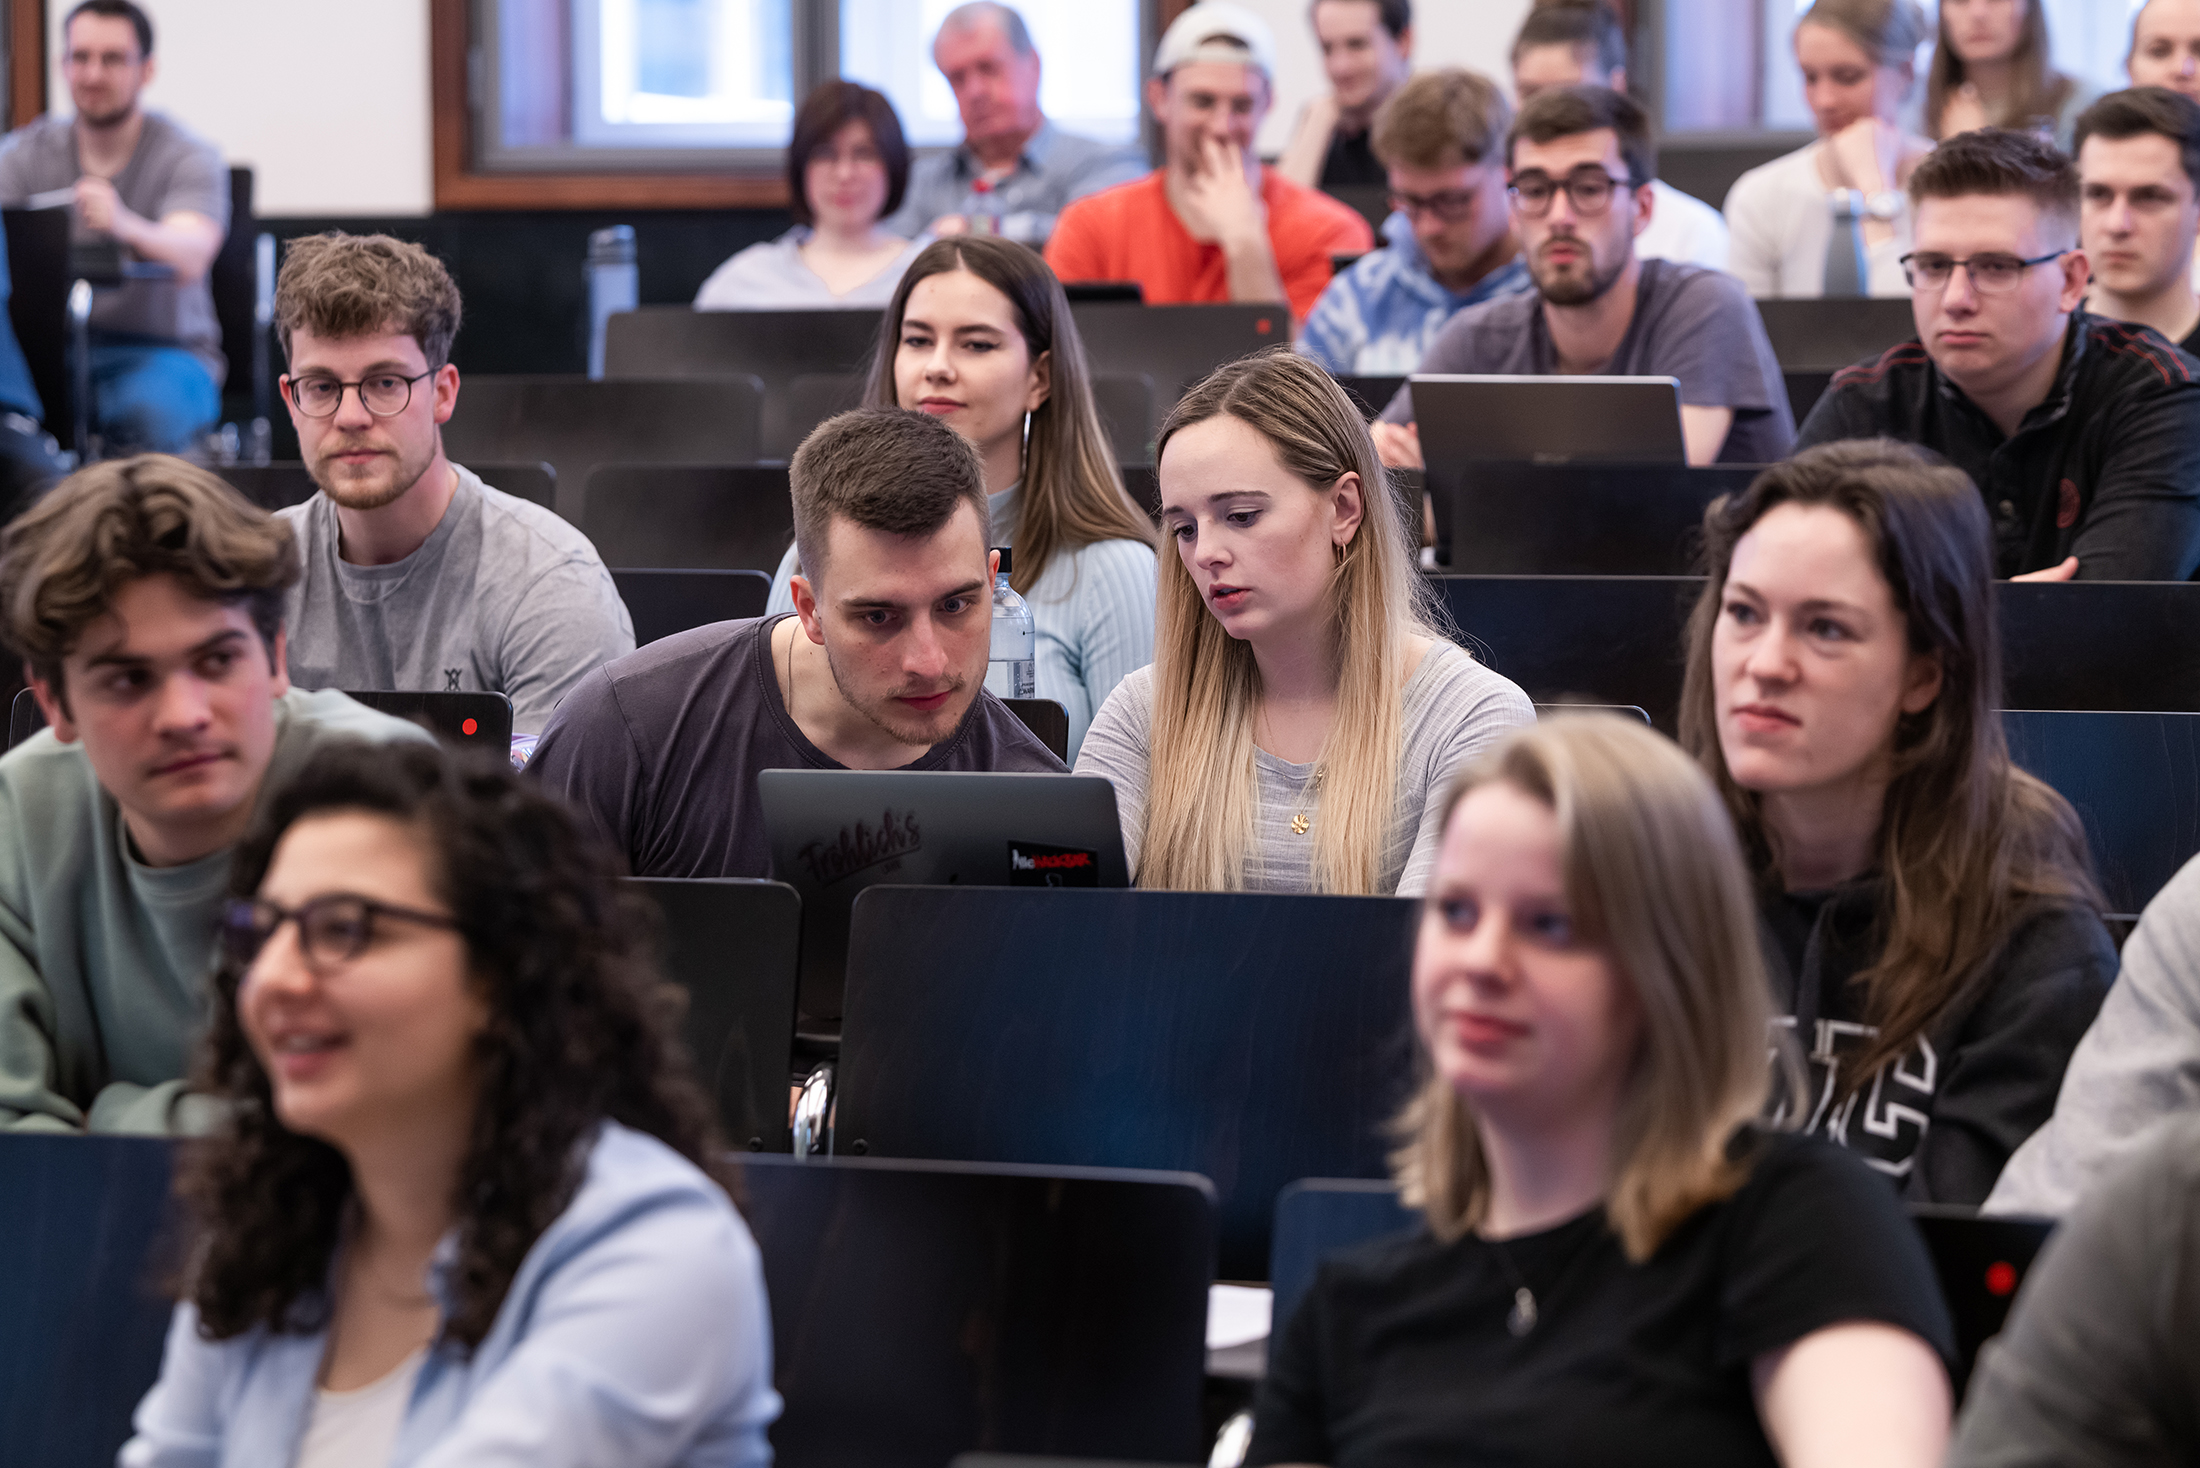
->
[[1507, 167, 1637, 218], [223, 894, 460, 973], [283, 369, 434, 419], [1898, 249, 2070, 295], [1388, 187, 1482, 224]]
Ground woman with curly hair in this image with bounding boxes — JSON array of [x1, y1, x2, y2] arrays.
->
[[120, 741, 778, 1466]]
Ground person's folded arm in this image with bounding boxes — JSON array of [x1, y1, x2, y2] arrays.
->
[[2064, 386, 2200, 581]]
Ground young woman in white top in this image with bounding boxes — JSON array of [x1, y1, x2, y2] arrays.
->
[[1076, 349, 1533, 897], [694, 81, 928, 310], [1926, 0, 2099, 150], [121, 741, 776, 1467], [766, 236, 1156, 760], [1724, 0, 1935, 299]]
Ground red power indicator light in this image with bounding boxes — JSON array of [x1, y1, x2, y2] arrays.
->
[[461, 718, 478, 736], [1984, 1261, 2018, 1297], [1255, 317, 1273, 335]]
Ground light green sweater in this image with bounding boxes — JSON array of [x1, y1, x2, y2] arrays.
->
[[0, 687, 433, 1132]]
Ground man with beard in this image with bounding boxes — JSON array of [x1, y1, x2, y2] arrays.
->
[[0, 0, 226, 454], [272, 233, 631, 736], [529, 407, 1064, 881], [1374, 87, 1792, 468]]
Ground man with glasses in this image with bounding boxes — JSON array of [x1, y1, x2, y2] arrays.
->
[[1373, 86, 1791, 468], [1298, 69, 1531, 376], [0, 456, 429, 1132], [273, 233, 631, 736], [0, 0, 226, 454], [1797, 128, 2200, 580]]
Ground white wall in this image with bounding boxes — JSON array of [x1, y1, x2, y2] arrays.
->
[[1243, 0, 1538, 156], [44, 0, 434, 217]]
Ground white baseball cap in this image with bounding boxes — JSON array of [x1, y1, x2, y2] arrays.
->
[[1151, 1, 1278, 82]]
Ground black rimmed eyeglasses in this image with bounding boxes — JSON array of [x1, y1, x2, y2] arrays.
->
[[1898, 249, 2070, 295], [223, 894, 461, 973], [282, 369, 435, 419], [1507, 167, 1638, 218]]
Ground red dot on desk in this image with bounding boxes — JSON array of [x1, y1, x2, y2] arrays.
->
[[462, 718, 478, 736], [1984, 1261, 2018, 1297]]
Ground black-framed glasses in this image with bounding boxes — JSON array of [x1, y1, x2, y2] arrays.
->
[[1507, 167, 1637, 218], [282, 369, 434, 419], [1388, 186, 1481, 223], [223, 894, 461, 973], [1898, 249, 2070, 294]]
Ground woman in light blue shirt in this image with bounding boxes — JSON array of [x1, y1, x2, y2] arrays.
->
[[120, 741, 777, 1468], [768, 236, 1157, 760]]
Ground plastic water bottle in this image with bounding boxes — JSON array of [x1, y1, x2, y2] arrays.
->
[[584, 225, 638, 380], [987, 548, 1035, 699]]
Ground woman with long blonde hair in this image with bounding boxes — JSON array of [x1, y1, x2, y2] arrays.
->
[[1075, 349, 1531, 896], [1249, 716, 1954, 1467]]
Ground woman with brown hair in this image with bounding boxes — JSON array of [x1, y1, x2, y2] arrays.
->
[[1250, 715, 1954, 1466], [1723, 0, 1935, 298], [1075, 349, 1532, 895], [121, 740, 777, 1465], [765, 235, 1155, 759], [1680, 439, 2115, 1205], [1927, 0, 2099, 149], [696, 80, 927, 309]]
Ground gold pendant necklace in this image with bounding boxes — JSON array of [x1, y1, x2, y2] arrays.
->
[[1290, 767, 1324, 836]]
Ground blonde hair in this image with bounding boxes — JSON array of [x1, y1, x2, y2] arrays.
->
[[1138, 349, 1435, 895], [1390, 716, 1804, 1261]]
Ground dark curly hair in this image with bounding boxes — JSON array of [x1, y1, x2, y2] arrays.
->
[[177, 739, 732, 1350]]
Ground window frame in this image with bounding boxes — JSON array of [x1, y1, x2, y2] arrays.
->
[[437, 0, 1178, 211]]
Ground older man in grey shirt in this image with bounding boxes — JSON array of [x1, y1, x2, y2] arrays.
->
[[882, 3, 1144, 247], [0, 1, 227, 452], [274, 233, 631, 736]]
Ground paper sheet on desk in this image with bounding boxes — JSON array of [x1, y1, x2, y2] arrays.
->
[[1207, 1283, 1273, 1349]]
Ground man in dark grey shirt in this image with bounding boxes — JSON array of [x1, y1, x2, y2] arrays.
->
[[0, 1, 226, 453], [1374, 86, 1792, 467], [530, 408, 1064, 881], [1948, 1112, 2200, 1467], [274, 233, 631, 736]]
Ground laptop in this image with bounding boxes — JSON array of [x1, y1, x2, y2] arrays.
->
[[1411, 375, 1687, 467], [1909, 1205, 2054, 1394], [757, 769, 1131, 1019]]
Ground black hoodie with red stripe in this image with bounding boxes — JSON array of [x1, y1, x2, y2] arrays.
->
[[1794, 311, 2200, 580]]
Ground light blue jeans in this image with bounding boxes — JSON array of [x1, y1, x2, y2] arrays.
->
[[89, 340, 219, 454]]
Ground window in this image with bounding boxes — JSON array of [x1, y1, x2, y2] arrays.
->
[[468, 0, 1148, 182], [838, 0, 1143, 150]]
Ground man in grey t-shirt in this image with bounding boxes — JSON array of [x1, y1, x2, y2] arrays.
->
[[1373, 86, 1792, 468], [273, 233, 632, 736], [882, 3, 1144, 246], [0, 1, 227, 453]]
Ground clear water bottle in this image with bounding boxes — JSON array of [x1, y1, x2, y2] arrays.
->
[[584, 225, 638, 380], [986, 548, 1035, 699]]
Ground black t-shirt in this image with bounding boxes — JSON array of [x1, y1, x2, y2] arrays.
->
[[527, 614, 1065, 879], [1247, 1131, 1954, 1468], [1320, 126, 1386, 189]]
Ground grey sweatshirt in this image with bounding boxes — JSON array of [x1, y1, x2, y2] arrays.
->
[[0, 688, 432, 1133], [1987, 852, 2200, 1217]]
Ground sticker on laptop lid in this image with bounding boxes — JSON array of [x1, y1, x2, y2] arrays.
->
[[1008, 841, 1100, 887]]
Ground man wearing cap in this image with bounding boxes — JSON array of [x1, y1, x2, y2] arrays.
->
[[1045, 0, 1375, 321]]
